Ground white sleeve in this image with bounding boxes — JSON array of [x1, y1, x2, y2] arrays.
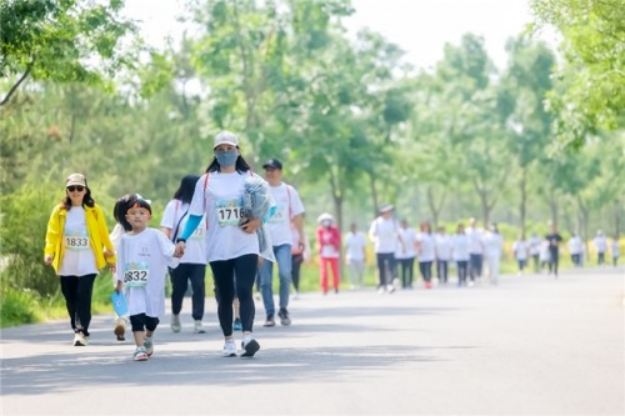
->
[[160, 200, 177, 229], [115, 237, 125, 284], [188, 175, 207, 217], [368, 219, 378, 240], [289, 186, 305, 218], [155, 229, 180, 269]]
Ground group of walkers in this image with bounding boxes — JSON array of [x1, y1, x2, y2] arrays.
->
[[43, 130, 621, 361]]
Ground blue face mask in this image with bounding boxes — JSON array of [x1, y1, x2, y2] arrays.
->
[[215, 149, 238, 167]]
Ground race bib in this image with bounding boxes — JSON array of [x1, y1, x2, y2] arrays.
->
[[64, 230, 90, 251], [123, 262, 149, 288], [215, 199, 243, 227]]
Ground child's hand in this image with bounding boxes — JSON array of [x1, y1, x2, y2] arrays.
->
[[115, 281, 123, 294], [44, 255, 53, 265], [109, 264, 117, 273]]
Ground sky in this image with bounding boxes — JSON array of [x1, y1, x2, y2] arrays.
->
[[123, 0, 559, 72]]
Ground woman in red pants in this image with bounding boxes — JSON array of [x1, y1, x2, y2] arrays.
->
[[316, 213, 341, 294]]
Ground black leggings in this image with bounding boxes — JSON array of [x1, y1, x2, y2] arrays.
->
[[59, 274, 96, 336], [376, 253, 396, 287], [399, 257, 415, 288], [548, 250, 559, 275], [469, 254, 482, 281], [130, 314, 160, 332], [209, 254, 258, 336], [291, 254, 304, 291], [170, 263, 206, 320], [436, 260, 449, 283], [419, 261, 433, 283], [457, 261, 468, 285]]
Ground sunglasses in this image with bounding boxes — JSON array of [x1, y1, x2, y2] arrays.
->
[[66, 185, 85, 192]]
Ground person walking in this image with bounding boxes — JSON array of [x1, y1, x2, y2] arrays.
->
[[452, 223, 470, 287], [512, 234, 529, 276], [396, 219, 417, 289], [434, 226, 452, 285], [483, 223, 503, 285], [611, 237, 620, 267], [110, 194, 132, 341], [593, 230, 607, 265], [545, 224, 563, 278], [466, 218, 484, 284], [416, 222, 435, 289], [529, 233, 541, 273], [568, 233, 583, 267], [290, 222, 310, 299], [345, 222, 367, 289], [369, 204, 403, 293], [316, 213, 341, 295]]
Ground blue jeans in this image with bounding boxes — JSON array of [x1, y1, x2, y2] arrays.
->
[[259, 244, 292, 317]]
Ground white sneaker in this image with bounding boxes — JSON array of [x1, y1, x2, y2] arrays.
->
[[386, 284, 396, 293], [468, 281, 475, 287], [194, 320, 206, 334], [222, 340, 238, 357], [377, 287, 386, 294], [292, 291, 299, 300], [171, 314, 181, 333], [73, 332, 88, 346]]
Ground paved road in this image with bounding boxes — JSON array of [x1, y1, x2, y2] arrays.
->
[[1, 267, 623, 415]]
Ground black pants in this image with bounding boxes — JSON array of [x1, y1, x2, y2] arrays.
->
[[129, 314, 160, 332], [291, 254, 304, 292], [571, 254, 582, 267], [419, 261, 433, 283], [209, 254, 258, 336], [457, 261, 468, 286], [376, 253, 396, 287], [518, 259, 526, 271], [532, 254, 540, 272], [598, 252, 605, 265], [436, 260, 449, 283], [59, 274, 96, 336], [469, 254, 482, 281], [170, 263, 206, 320], [548, 249, 559, 275], [399, 257, 415, 288]]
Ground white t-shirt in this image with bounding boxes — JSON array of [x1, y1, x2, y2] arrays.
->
[[319, 228, 339, 258], [568, 236, 583, 255], [189, 171, 261, 262], [593, 236, 607, 253], [539, 241, 551, 261], [161, 200, 207, 265], [115, 228, 179, 317], [417, 233, 435, 262], [452, 234, 470, 261], [434, 234, 452, 261], [59, 206, 98, 276], [345, 231, 367, 261], [483, 231, 503, 258], [396, 228, 417, 259], [612, 241, 620, 257], [369, 217, 399, 254], [529, 235, 541, 256], [266, 183, 305, 246], [466, 227, 484, 255], [513, 240, 529, 260]]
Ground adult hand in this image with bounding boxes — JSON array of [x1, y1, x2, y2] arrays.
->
[[174, 242, 186, 257], [109, 264, 116, 274], [241, 218, 261, 234], [44, 255, 53, 265], [104, 249, 115, 258]]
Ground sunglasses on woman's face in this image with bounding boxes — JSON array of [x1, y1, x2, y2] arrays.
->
[[67, 186, 85, 192]]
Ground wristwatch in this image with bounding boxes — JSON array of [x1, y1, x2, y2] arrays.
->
[[176, 238, 186, 244]]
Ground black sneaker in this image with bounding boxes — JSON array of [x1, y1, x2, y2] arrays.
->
[[263, 315, 276, 327], [241, 337, 260, 357], [278, 308, 291, 326]]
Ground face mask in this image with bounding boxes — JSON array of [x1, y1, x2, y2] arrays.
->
[[215, 149, 238, 167]]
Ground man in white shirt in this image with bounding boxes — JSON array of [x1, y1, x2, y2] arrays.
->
[[369, 204, 404, 293], [568, 233, 583, 267], [345, 223, 367, 289], [434, 226, 452, 284], [260, 159, 305, 327], [529, 233, 542, 273], [466, 218, 484, 284], [593, 230, 607, 265]]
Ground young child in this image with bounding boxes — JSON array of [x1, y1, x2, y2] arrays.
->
[[512, 235, 529, 276], [110, 195, 131, 341], [114, 195, 181, 361]]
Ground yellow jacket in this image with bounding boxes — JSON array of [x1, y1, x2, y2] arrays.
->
[[44, 203, 116, 274]]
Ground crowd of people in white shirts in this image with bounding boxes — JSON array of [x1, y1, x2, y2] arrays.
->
[[342, 205, 621, 292]]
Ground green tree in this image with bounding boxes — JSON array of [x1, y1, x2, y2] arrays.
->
[[0, 0, 137, 106]]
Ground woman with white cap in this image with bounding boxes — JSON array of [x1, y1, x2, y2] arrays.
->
[[369, 204, 404, 293], [175, 131, 269, 358], [44, 173, 116, 346], [316, 213, 341, 294]]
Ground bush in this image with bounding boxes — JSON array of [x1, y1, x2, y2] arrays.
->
[[0, 284, 40, 327]]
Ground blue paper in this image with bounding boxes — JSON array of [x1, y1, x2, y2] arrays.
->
[[111, 291, 128, 317]]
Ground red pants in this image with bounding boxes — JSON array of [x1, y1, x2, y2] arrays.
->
[[320, 257, 340, 293]]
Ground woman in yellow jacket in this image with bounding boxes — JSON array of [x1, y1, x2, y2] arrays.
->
[[44, 173, 116, 346]]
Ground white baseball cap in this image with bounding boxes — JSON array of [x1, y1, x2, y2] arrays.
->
[[213, 131, 239, 149], [66, 173, 87, 187]]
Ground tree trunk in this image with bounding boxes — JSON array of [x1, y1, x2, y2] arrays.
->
[[519, 168, 527, 236], [369, 173, 379, 218], [426, 186, 445, 229], [615, 199, 622, 238], [0, 65, 32, 106], [548, 190, 559, 227]]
